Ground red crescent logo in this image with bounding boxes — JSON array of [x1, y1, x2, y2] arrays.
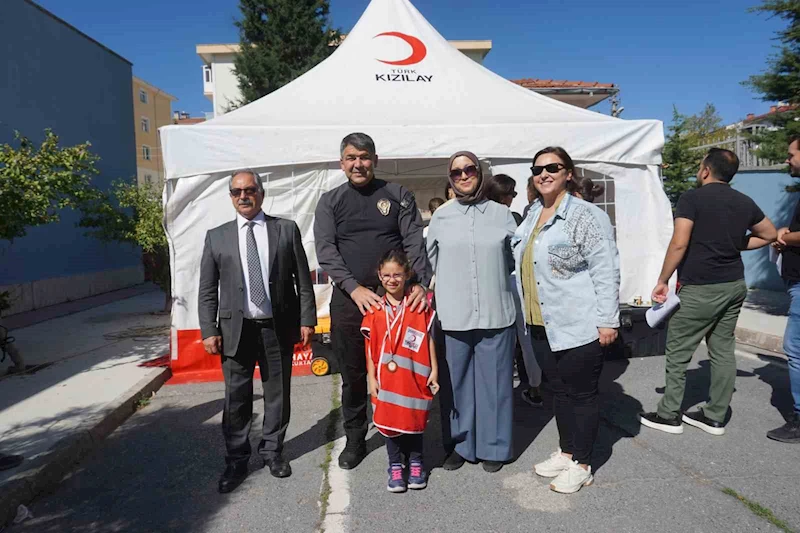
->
[[373, 32, 427, 65]]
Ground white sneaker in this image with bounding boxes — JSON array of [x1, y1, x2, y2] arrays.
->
[[534, 449, 573, 478], [549, 461, 593, 494]]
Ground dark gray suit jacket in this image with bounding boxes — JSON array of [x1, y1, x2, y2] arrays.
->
[[198, 214, 316, 357]]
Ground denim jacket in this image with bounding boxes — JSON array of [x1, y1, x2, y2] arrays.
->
[[512, 194, 620, 352]]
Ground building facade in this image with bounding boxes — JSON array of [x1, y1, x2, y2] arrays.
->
[[0, 0, 142, 316], [132, 76, 177, 188]]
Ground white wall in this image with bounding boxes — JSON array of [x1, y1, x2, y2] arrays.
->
[[211, 53, 241, 116]]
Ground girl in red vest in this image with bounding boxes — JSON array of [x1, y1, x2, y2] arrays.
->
[[361, 249, 439, 493]]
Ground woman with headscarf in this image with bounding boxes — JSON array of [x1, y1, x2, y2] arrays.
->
[[426, 151, 518, 473]]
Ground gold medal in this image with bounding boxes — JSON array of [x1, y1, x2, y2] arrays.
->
[[377, 198, 391, 216], [387, 360, 398, 373]]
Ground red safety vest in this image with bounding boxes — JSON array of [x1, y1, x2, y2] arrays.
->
[[361, 297, 436, 437]]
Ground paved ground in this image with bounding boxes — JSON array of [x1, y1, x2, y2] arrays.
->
[[8, 344, 799, 533], [0, 290, 169, 487]]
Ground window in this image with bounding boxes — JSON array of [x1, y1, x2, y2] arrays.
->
[[139, 89, 148, 103], [141, 117, 150, 133], [142, 145, 151, 160], [144, 174, 153, 185], [203, 65, 212, 83]]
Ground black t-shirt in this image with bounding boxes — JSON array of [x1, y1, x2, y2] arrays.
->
[[675, 183, 765, 285], [782, 199, 800, 282]]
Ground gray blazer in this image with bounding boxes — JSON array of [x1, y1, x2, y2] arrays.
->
[[198, 214, 317, 357]]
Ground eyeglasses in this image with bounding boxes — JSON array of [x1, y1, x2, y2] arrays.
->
[[531, 163, 566, 176], [508, 192, 518, 198], [230, 187, 260, 197], [449, 164, 479, 181], [380, 273, 406, 281]]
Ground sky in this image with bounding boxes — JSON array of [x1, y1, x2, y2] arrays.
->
[[36, 0, 785, 127]]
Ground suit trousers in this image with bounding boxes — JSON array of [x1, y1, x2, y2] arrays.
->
[[331, 287, 369, 441], [444, 326, 516, 462], [222, 318, 293, 466]]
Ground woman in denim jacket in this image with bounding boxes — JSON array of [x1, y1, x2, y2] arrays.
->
[[427, 151, 518, 473], [512, 146, 620, 494]]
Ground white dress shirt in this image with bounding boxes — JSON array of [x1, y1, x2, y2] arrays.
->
[[237, 211, 273, 319]]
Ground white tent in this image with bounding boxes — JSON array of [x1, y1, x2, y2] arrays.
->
[[160, 0, 673, 368]]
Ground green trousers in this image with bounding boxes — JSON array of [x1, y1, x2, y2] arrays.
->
[[656, 279, 748, 423]]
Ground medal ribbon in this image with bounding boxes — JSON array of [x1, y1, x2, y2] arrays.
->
[[384, 296, 406, 369]]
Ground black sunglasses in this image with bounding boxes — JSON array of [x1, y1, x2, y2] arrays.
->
[[229, 187, 260, 197], [531, 163, 566, 176], [449, 164, 479, 180]]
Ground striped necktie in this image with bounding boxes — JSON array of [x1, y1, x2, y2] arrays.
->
[[245, 222, 266, 306]]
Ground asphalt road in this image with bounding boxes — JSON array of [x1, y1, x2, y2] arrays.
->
[[8, 344, 799, 533]]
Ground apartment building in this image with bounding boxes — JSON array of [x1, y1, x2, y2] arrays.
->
[[133, 76, 177, 188]]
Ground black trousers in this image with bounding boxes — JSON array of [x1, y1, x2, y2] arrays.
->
[[330, 287, 369, 441], [529, 326, 604, 465], [221, 318, 293, 466], [385, 433, 423, 465]]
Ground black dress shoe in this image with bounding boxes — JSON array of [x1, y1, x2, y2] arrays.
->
[[443, 451, 466, 471], [0, 453, 23, 471], [482, 460, 504, 473], [338, 439, 366, 470], [218, 462, 248, 494], [263, 455, 292, 478]]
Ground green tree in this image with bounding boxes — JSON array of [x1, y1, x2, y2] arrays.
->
[[0, 130, 99, 242], [662, 107, 703, 206], [79, 181, 171, 312], [684, 103, 724, 145], [0, 130, 101, 314], [744, 0, 800, 175], [232, 0, 340, 106]]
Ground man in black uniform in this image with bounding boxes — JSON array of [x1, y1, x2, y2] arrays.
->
[[315, 132, 431, 469]]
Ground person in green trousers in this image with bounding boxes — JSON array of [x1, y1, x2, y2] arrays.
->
[[639, 148, 777, 436]]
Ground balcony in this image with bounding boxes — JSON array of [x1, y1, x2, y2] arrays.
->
[[202, 65, 213, 99]]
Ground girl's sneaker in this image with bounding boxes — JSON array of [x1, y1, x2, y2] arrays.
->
[[387, 464, 407, 493], [407, 460, 428, 489]]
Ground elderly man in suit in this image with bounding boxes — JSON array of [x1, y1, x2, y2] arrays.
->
[[199, 169, 316, 494]]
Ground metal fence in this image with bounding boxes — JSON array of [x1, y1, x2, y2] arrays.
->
[[690, 125, 783, 171]]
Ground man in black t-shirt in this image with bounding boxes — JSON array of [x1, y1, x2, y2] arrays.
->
[[640, 148, 776, 437], [763, 135, 800, 444]]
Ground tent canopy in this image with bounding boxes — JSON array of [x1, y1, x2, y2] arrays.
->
[[160, 0, 663, 180], [160, 0, 673, 353]]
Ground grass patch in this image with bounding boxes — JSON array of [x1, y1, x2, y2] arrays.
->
[[134, 395, 152, 410], [317, 374, 341, 532], [722, 487, 794, 533]]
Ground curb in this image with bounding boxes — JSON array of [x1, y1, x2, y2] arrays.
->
[[735, 326, 784, 355], [0, 366, 172, 527]]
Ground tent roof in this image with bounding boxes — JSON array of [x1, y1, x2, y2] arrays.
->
[[161, 0, 663, 179]]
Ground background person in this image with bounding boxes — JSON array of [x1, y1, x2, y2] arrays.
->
[[753, 135, 800, 444], [571, 174, 604, 203], [639, 148, 777, 437], [485, 174, 543, 407]]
